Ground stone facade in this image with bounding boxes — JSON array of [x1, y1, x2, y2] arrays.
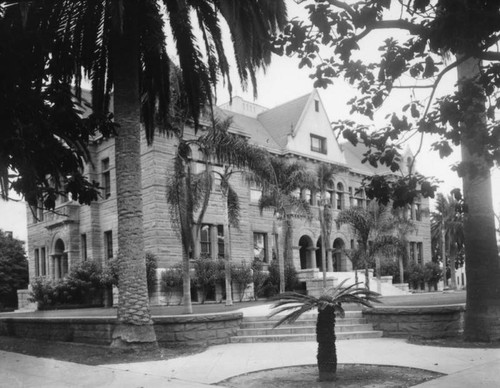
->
[[25, 90, 432, 304]]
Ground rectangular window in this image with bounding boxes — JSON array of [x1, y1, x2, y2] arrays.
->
[[410, 242, 416, 262], [417, 242, 423, 264], [34, 249, 40, 277], [217, 225, 224, 258], [81, 234, 87, 261], [104, 230, 113, 260], [253, 232, 268, 262], [310, 134, 327, 154], [250, 183, 262, 203], [415, 203, 422, 221], [102, 158, 111, 199], [41, 247, 46, 276], [314, 100, 319, 112], [200, 225, 211, 257]]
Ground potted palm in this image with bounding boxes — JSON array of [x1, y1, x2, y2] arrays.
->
[[268, 280, 380, 381]]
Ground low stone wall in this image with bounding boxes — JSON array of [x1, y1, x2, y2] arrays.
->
[[364, 305, 465, 339], [0, 312, 243, 347], [0, 317, 115, 345], [154, 312, 243, 347]]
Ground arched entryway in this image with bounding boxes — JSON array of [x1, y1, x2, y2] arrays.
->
[[333, 238, 345, 272], [52, 239, 68, 279], [315, 237, 323, 271], [299, 235, 314, 269]]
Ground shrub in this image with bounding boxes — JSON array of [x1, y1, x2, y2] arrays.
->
[[406, 261, 425, 290], [258, 259, 300, 298], [424, 261, 442, 290], [251, 259, 269, 299], [380, 258, 401, 283], [231, 261, 253, 302], [146, 252, 158, 296], [100, 257, 120, 288], [193, 257, 224, 303], [160, 264, 183, 305]]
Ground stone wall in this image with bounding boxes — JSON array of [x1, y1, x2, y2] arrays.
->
[[0, 312, 242, 347], [363, 305, 465, 339]]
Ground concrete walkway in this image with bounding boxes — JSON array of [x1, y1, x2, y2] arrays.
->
[[1, 303, 499, 387]]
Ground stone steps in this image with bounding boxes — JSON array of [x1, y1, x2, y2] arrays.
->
[[231, 308, 383, 343]]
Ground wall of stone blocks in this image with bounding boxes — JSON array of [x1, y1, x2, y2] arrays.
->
[[364, 305, 465, 339]]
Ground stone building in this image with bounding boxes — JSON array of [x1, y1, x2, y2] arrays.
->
[[25, 90, 431, 302]]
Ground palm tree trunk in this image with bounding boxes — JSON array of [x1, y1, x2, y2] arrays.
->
[[111, 0, 156, 348], [319, 208, 327, 287], [449, 242, 457, 290], [221, 188, 233, 306], [458, 59, 500, 341], [279, 216, 290, 293], [441, 222, 447, 288], [181, 248, 193, 314], [316, 305, 337, 381]]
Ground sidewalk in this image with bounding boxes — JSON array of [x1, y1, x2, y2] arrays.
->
[[1, 302, 499, 387], [2, 337, 499, 387]]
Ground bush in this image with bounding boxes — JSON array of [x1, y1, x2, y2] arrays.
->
[[258, 259, 300, 298], [193, 257, 224, 303], [30, 260, 107, 307], [424, 261, 442, 290], [100, 257, 120, 288], [406, 261, 425, 290], [251, 259, 269, 299], [380, 258, 401, 283], [160, 264, 183, 305], [231, 261, 253, 302], [146, 252, 158, 296]]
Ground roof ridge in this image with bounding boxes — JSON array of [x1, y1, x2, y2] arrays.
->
[[257, 92, 312, 118]]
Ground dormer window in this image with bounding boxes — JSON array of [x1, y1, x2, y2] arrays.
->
[[310, 134, 327, 154], [314, 100, 319, 112]]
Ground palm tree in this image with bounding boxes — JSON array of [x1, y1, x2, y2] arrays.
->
[[258, 157, 315, 293], [336, 202, 400, 291], [269, 280, 379, 381], [14, 0, 287, 345], [431, 193, 464, 290], [167, 119, 272, 311], [315, 163, 345, 286]]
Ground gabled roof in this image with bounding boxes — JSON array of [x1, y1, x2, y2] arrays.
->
[[256, 93, 310, 148]]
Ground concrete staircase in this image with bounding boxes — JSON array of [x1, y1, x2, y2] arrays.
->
[[231, 306, 383, 343]]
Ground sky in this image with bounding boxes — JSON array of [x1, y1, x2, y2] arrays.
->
[[1, 1, 499, 242]]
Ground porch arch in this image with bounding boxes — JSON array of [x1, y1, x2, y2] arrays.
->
[[333, 238, 345, 272], [298, 235, 315, 269]]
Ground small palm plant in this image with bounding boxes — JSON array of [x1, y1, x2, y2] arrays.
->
[[268, 280, 380, 382]]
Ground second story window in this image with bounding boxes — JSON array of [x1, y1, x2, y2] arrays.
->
[[310, 134, 327, 154], [200, 225, 211, 256], [102, 158, 111, 199], [81, 234, 87, 261]]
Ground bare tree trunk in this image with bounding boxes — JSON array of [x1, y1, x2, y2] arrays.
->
[[458, 59, 500, 341]]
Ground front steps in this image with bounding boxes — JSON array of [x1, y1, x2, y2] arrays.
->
[[231, 308, 383, 343]]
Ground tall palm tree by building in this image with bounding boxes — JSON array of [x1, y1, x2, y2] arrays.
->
[[167, 119, 272, 311], [336, 202, 400, 291], [258, 157, 315, 293], [13, 0, 287, 345], [269, 280, 379, 381], [431, 193, 464, 290], [315, 163, 345, 286]]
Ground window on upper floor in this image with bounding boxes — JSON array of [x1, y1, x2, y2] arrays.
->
[[310, 134, 327, 154], [415, 203, 422, 221], [101, 158, 111, 199], [314, 100, 319, 112], [336, 183, 344, 210]]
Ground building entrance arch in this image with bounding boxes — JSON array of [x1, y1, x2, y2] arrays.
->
[[333, 238, 345, 272], [299, 235, 314, 269]]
